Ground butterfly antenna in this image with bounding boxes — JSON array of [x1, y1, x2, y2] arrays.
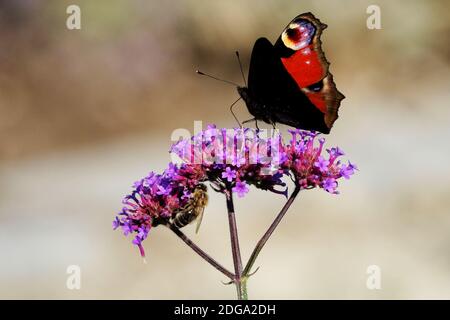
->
[[235, 51, 247, 86], [196, 70, 239, 86], [230, 97, 242, 127]]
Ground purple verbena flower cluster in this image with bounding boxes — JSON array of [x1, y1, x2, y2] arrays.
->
[[283, 129, 357, 194], [170, 125, 288, 196], [113, 163, 206, 257], [114, 125, 357, 256]]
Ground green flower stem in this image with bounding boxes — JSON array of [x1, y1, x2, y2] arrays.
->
[[168, 223, 235, 281], [241, 278, 248, 300], [243, 186, 301, 278]]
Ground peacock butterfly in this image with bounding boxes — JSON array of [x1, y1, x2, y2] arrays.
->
[[237, 12, 344, 134]]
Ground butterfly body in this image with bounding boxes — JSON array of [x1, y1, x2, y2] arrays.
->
[[238, 12, 344, 134]]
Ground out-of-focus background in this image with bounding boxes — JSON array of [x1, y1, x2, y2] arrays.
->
[[0, 0, 449, 299]]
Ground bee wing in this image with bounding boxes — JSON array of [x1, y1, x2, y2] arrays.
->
[[195, 206, 206, 234]]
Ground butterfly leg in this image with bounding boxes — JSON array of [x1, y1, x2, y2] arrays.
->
[[242, 118, 260, 130], [271, 122, 277, 137], [242, 118, 255, 124], [229, 97, 242, 128]]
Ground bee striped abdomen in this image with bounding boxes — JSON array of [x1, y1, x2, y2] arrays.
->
[[172, 209, 197, 229]]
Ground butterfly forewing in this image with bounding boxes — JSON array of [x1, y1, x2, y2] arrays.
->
[[238, 12, 344, 133]]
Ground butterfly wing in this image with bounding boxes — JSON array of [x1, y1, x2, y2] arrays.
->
[[242, 13, 344, 133], [273, 12, 344, 131], [245, 37, 329, 132], [246, 38, 327, 132]]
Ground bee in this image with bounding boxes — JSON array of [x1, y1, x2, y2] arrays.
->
[[171, 184, 208, 233]]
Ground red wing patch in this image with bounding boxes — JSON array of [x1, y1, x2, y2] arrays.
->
[[279, 13, 344, 129]]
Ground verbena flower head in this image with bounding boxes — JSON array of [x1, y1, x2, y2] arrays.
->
[[114, 124, 357, 257], [283, 129, 357, 194], [113, 163, 207, 257], [170, 124, 288, 197]]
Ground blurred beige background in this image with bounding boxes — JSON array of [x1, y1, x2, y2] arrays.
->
[[0, 0, 449, 299]]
